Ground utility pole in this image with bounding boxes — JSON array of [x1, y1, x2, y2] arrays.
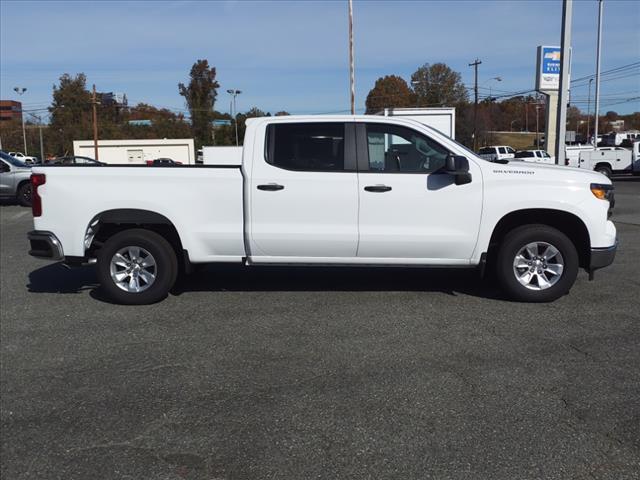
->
[[554, 0, 573, 165], [468, 59, 481, 150], [535, 94, 541, 148], [348, 0, 356, 115], [92, 84, 99, 161], [586, 78, 593, 141], [593, 0, 604, 147], [13, 87, 27, 154]]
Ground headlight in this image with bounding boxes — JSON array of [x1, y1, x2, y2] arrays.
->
[[590, 183, 614, 202]]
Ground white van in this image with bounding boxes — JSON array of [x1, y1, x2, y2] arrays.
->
[[478, 146, 516, 162]]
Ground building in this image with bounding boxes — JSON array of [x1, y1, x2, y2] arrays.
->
[[608, 119, 624, 132], [0, 100, 22, 122]]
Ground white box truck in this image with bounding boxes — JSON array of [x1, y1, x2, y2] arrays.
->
[[73, 139, 195, 165], [377, 107, 456, 139]]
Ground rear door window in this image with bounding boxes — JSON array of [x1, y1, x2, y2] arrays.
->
[[266, 123, 346, 171]]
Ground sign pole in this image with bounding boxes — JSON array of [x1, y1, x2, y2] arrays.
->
[[593, 0, 604, 146], [554, 0, 572, 165]]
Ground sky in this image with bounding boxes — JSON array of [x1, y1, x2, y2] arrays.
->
[[1, 0, 639, 120]]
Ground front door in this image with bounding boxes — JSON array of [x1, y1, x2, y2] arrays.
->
[[356, 122, 482, 263], [248, 121, 359, 260], [0, 160, 15, 197]]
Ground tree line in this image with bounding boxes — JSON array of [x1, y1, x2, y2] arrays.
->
[[0, 60, 289, 158], [1, 59, 638, 157]]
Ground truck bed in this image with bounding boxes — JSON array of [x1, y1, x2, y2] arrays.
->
[[32, 165, 246, 262]]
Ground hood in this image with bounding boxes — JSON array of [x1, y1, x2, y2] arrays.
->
[[482, 159, 611, 184]]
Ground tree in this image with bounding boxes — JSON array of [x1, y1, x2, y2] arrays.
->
[[410, 63, 468, 107], [365, 75, 414, 114], [275, 111, 290, 116], [48, 73, 93, 154], [178, 59, 220, 149]]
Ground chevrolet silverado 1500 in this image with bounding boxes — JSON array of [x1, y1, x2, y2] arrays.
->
[[27, 115, 617, 304]]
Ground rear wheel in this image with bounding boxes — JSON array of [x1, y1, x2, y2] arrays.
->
[[17, 182, 32, 207], [97, 229, 177, 305], [496, 225, 578, 302], [595, 164, 612, 178]]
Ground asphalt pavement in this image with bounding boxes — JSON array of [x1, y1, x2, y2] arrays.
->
[[1, 178, 639, 479]]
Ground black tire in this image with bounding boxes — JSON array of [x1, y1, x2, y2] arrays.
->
[[496, 224, 579, 302], [595, 165, 612, 178], [97, 229, 178, 305], [17, 182, 32, 207]]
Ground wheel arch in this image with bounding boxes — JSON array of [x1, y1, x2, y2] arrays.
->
[[84, 208, 189, 271], [488, 209, 591, 268]]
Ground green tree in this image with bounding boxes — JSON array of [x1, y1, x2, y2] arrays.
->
[[410, 63, 468, 107], [178, 59, 220, 149], [365, 75, 414, 114], [48, 73, 93, 154]]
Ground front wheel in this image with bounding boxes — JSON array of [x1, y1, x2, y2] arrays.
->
[[496, 225, 579, 302], [97, 229, 178, 305], [595, 165, 612, 178]]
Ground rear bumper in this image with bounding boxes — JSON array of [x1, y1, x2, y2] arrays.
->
[[28, 231, 64, 261], [590, 241, 617, 271]]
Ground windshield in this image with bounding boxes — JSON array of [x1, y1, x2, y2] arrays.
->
[[0, 151, 29, 167]]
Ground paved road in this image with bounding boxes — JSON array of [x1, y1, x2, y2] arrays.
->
[[1, 179, 639, 479]]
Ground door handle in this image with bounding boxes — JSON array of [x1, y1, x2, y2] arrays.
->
[[364, 185, 392, 192], [257, 183, 285, 191]]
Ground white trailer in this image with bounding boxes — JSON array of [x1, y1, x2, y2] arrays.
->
[[377, 107, 456, 139], [73, 139, 195, 165], [202, 146, 243, 166]]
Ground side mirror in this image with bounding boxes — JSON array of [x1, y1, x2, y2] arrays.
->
[[445, 155, 472, 185]]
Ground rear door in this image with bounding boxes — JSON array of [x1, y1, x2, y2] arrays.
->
[[0, 160, 15, 197], [355, 122, 482, 263], [248, 121, 359, 260]]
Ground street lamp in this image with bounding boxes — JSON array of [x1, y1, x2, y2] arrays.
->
[[13, 87, 27, 154], [483, 77, 502, 142], [586, 78, 594, 143], [227, 89, 242, 146]]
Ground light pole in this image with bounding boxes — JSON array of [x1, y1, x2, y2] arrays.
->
[[227, 89, 242, 146], [29, 113, 45, 162], [593, 0, 604, 147], [483, 77, 502, 141], [13, 87, 27, 154], [586, 78, 594, 143], [468, 59, 482, 150]]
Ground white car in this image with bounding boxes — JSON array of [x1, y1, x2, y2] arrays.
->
[[27, 115, 616, 304], [477, 146, 516, 162], [9, 151, 38, 164], [514, 150, 555, 164]]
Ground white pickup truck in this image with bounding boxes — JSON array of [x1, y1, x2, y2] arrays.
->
[[575, 142, 640, 177], [28, 115, 617, 304]]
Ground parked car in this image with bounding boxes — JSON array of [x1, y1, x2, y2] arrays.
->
[[28, 115, 616, 305], [514, 150, 555, 164], [49, 156, 103, 166], [9, 152, 39, 164], [146, 158, 182, 166], [477, 146, 516, 162], [0, 151, 32, 206]]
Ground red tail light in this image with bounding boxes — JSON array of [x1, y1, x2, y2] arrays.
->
[[146, 160, 153, 165], [31, 173, 46, 217]]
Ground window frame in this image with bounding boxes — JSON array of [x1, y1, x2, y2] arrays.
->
[[355, 122, 452, 174], [264, 122, 356, 173]]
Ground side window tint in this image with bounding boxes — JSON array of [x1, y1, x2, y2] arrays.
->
[[267, 123, 345, 171], [498, 147, 507, 154], [0, 161, 9, 173], [365, 123, 449, 173]]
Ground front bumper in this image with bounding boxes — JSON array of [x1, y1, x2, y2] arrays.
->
[[28, 231, 64, 261], [589, 241, 617, 272]]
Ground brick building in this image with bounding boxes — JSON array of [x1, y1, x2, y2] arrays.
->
[[0, 100, 22, 122]]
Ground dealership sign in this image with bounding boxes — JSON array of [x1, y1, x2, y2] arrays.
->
[[536, 46, 570, 92]]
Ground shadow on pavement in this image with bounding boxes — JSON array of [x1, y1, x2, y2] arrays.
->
[[27, 263, 506, 302], [27, 262, 98, 294]]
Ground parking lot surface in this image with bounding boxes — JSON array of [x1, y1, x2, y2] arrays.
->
[[1, 178, 639, 479]]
